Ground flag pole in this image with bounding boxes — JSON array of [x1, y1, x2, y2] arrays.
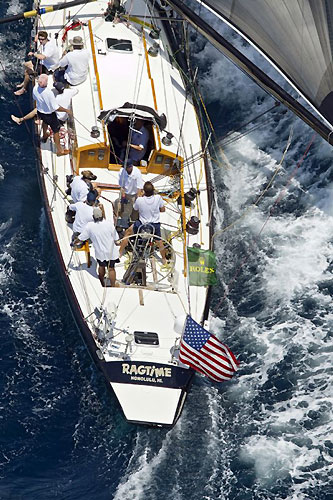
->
[[178, 314, 189, 354], [186, 241, 191, 317]]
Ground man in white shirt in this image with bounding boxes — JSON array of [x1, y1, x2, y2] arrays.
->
[[53, 82, 79, 123], [116, 161, 144, 219], [32, 74, 71, 156], [32, 33, 59, 72], [11, 81, 78, 126], [15, 31, 60, 96], [56, 36, 91, 86], [68, 190, 99, 235], [70, 170, 97, 203], [118, 162, 144, 197], [119, 181, 166, 263], [77, 207, 120, 287]]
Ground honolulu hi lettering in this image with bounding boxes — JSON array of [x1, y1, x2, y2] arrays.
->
[[189, 265, 215, 274], [122, 364, 172, 378], [130, 376, 163, 383]]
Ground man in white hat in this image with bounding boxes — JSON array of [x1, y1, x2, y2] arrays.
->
[[77, 208, 120, 287], [56, 36, 91, 86]]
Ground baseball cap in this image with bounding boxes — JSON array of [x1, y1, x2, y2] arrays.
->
[[53, 81, 65, 93]]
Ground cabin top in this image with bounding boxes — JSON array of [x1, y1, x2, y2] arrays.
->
[[60, 6, 199, 163]]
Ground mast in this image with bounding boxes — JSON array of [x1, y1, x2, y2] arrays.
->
[[0, 0, 96, 25], [166, 0, 333, 145]]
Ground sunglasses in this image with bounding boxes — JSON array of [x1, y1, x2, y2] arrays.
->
[[38, 38, 46, 41]]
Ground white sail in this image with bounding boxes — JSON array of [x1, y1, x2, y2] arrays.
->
[[198, 0, 333, 127]]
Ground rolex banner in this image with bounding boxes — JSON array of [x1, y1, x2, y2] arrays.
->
[[187, 247, 217, 286]]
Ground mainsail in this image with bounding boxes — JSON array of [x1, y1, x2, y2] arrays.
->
[[196, 0, 333, 129]]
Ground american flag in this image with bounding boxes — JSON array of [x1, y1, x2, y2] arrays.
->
[[179, 316, 239, 382]]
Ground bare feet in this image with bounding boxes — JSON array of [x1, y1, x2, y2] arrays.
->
[[11, 115, 22, 125], [14, 88, 26, 96], [56, 149, 70, 157]]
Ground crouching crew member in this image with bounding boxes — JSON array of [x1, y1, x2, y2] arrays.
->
[[55, 36, 91, 86], [70, 170, 97, 203], [77, 207, 120, 287], [68, 190, 102, 239]]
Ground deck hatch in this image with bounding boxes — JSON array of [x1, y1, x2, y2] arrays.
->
[[106, 38, 133, 52], [134, 331, 159, 346]]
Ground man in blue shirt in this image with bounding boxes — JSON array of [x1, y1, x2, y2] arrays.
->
[[121, 119, 149, 165]]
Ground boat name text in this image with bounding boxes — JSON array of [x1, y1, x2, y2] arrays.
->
[[122, 364, 172, 380]]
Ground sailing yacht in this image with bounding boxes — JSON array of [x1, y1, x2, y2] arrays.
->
[[28, 0, 214, 427], [8, 0, 329, 427]]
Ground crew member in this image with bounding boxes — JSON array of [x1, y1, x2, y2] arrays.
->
[[68, 190, 102, 236], [11, 81, 78, 126], [55, 36, 90, 86], [15, 31, 60, 96], [77, 207, 120, 287], [120, 119, 149, 165], [116, 161, 144, 219], [70, 170, 97, 203], [52, 82, 79, 124], [119, 181, 166, 263], [32, 74, 71, 156]]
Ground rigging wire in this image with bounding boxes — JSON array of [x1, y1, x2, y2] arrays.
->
[[219, 102, 281, 145], [219, 115, 276, 148]]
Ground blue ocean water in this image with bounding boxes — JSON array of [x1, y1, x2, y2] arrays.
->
[[0, 1, 332, 499]]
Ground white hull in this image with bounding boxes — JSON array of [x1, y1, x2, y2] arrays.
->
[[33, 0, 213, 426]]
